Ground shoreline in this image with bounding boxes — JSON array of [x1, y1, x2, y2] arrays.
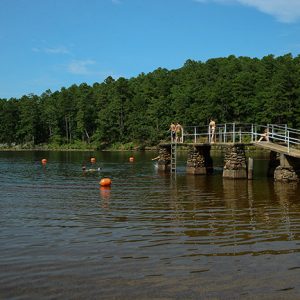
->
[[0, 144, 266, 153], [0, 146, 158, 152]]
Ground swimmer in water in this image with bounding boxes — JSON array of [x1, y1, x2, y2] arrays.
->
[[82, 164, 101, 173], [151, 155, 160, 161]]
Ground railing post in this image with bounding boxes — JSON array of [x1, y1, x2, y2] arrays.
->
[[239, 128, 242, 143], [251, 124, 254, 142], [233, 123, 235, 143], [194, 126, 197, 143], [285, 125, 287, 143], [255, 125, 257, 141], [224, 124, 227, 143], [287, 130, 290, 153]]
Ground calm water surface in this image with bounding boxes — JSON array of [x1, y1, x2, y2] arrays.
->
[[1, 150, 300, 299]]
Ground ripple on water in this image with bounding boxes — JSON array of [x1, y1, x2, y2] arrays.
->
[[1, 151, 300, 299]]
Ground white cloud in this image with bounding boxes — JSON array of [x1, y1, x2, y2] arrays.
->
[[194, 0, 300, 23], [32, 46, 70, 54], [67, 60, 97, 75], [237, 0, 300, 23], [44, 46, 70, 54]]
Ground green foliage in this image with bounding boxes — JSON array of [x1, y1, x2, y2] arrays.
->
[[1, 54, 300, 149], [109, 142, 138, 151]]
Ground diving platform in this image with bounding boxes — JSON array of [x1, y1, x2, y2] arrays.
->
[[157, 123, 300, 182]]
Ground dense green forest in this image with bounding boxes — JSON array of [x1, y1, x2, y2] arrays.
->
[[1, 54, 300, 149]]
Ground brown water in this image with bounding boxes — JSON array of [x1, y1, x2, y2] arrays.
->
[[0, 150, 300, 299]]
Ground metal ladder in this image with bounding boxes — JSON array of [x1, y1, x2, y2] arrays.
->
[[171, 142, 177, 173]]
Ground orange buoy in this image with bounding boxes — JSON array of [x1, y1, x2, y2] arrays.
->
[[41, 158, 47, 164], [129, 156, 134, 162], [90, 157, 96, 163], [100, 177, 112, 187]]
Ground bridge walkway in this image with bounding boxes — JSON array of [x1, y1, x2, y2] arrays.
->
[[179, 123, 300, 156], [253, 141, 300, 159]]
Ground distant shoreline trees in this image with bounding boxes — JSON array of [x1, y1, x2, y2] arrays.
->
[[1, 54, 300, 149]]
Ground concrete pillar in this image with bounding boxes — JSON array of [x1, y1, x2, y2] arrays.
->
[[157, 144, 171, 172], [186, 145, 213, 175], [274, 154, 300, 182], [223, 144, 247, 179]]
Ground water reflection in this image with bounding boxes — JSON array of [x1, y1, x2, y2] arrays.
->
[[1, 151, 300, 299], [222, 179, 251, 209], [99, 186, 111, 208], [274, 181, 300, 241], [274, 181, 299, 204]]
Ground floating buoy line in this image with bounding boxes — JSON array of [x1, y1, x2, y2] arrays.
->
[[40, 157, 113, 190]]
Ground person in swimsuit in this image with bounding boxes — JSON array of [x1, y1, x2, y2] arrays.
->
[[170, 122, 176, 143], [258, 128, 269, 142], [175, 123, 183, 143], [209, 119, 216, 143]]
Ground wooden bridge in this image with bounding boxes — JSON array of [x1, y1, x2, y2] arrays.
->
[[157, 123, 300, 182]]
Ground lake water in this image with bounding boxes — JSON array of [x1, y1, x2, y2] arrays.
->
[[1, 150, 300, 299]]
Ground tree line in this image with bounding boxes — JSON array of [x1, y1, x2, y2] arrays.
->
[[1, 53, 300, 149]]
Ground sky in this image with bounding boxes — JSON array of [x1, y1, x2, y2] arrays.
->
[[1, 0, 300, 99]]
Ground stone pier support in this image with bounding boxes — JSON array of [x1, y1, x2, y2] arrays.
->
[[186, 145, 213, 175], [274, 154, 300, 182], [157, 144, 171, 172], [223, 144, 247, 179]]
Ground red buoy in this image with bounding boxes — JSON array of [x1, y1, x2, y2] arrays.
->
[[90, 157, 96, 163], [129, 156, 134, 162], [100, 178, 112, 187], [41, 158, 47, 165]]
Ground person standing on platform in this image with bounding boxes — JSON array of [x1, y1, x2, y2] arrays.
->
[[209, 119, 216, 143], [170, 122, 176, 143], [175, 123, 183, 143]]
